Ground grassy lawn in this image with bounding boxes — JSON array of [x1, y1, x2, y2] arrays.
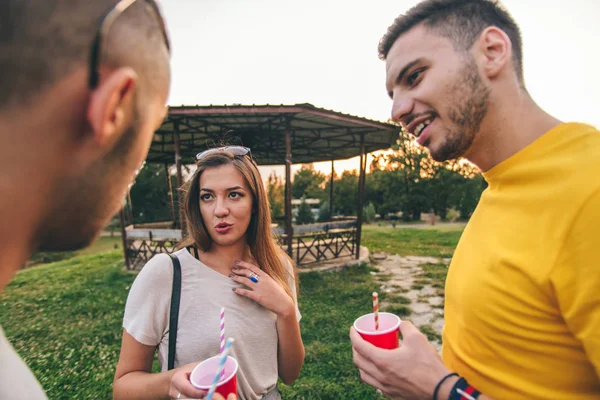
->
[[78, 236, 122, 256], [1, 251, 385, 399], [362, 224, 463, 258], [26, 236, 122, 267], [0, 251, 131, 399], [1, 226, 462, 399]]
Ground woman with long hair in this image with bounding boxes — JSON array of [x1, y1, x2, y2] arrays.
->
[[113, 146, 304, 400]]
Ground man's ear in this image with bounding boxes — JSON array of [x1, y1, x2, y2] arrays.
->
[[475, 26, 512, 80], [86, 67, 138, 150]]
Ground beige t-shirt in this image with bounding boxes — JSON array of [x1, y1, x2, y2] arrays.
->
[[0, 325, 47, 400], [123, 248, 300, 400]]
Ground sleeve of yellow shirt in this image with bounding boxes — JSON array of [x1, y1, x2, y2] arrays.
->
[[550, 187, 600, 380]]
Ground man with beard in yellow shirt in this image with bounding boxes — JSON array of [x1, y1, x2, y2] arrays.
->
[[350, 1, 600, 399]]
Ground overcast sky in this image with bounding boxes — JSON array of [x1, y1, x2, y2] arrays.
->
[[160, 0, 600, 178]]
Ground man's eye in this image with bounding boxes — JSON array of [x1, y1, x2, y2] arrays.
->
[[407, 69, 423, 86]]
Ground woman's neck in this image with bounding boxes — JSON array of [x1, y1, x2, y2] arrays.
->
[[196, 241, 251, 275]]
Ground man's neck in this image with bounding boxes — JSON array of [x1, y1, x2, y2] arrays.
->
[[465, 90, 562, 172], [0, 181, 45, 292], [0, 117, 65, 292]]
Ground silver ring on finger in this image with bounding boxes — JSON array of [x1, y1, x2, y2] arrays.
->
[[176, 392, 182, 399], [249, 272, 259, 283]]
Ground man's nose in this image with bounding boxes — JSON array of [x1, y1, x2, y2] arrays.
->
[[390, 92, 414, 128]]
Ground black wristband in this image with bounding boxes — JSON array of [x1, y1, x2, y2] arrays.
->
[[432, 372, 458, 400], [449, 377, 481, 400]]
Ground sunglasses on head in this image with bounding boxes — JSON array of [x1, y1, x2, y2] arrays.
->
[[195, 146, 252, 161], [89, 0, 170, 88]]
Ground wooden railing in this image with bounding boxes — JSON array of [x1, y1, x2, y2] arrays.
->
[[275, 219, 358, 266], [123, 219, 358, 269]]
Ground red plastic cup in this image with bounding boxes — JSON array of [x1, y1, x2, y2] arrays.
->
[[190, 355, 239, 398], [354, 312, 401, 349]]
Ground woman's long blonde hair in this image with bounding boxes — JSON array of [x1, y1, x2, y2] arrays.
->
[[178, 150, 297, 299]]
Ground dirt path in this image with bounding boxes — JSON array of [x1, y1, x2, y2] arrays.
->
[[371, 253, 449, 352]]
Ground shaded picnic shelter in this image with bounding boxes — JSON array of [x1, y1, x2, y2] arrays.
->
[[119, 103, 399, 269]]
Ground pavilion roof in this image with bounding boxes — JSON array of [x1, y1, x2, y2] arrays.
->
[[148, 103, 399, 165]]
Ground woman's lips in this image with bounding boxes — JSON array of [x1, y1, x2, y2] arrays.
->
[[215, 224, 232, 234]]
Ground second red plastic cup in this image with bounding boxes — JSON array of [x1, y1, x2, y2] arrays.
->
[[190, 355, 239, 398], [354, 312, 401, 349]]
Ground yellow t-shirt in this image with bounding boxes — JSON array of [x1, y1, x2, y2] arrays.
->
[[442, 123, 600, 399]]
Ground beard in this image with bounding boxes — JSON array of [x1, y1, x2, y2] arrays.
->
[[428, 59, 490, 162], [35, 113, 141, 252]]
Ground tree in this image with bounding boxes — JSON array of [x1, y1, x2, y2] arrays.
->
[[295, 197, 314, 225], [129, 163, 172, 224], [363, 202, 376, 223], [329, 170, 359, 216], [371, 134, 432, 220], [292, 164, 326, 200], [267, 171, 284, 221], [450, 175, 486, 219], [369, 124, 485, 221], [317, 200, 330, 222], [428, 166, 462, 220]]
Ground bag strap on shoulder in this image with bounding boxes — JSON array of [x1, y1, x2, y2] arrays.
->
[[167, 253, 182, 371]]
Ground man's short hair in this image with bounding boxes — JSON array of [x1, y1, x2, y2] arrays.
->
[[0, 0, 169, 110], [378, 0, 524, 84]]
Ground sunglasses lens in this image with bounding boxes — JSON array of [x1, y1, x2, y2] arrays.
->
[[226, 147, 250, 156], [196, 146, 250, 160], [195, 148, 217, 160]]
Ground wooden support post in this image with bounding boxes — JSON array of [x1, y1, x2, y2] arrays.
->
[[174, 121, 185, 235], [126, 190, 134, 226], [165, 163, 176, 228], [329, 159, 334, 220], [119, 207, 129, 269], [285, 130, 293, 257], [356, 134, 366, 259]]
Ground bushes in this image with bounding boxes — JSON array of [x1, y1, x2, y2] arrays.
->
[[363, 202, 376, 224]]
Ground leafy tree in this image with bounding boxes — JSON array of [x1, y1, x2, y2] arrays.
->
[[429, 166, 462, 220], [450, 175, 486, 219], [369, 125, 485, 221], [295, 197, 315, 225], [328, 170, 358, 216], [292, 164, 326, 200], [363, 202, 376, 223], [317, 200, 331, 222], [267, 171, 284, 221], [129, 163, 172, 224]]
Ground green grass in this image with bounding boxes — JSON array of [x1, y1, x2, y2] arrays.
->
[[0, 251, 133, 399], [362, 224, 463, 258], [421, 263, 450, 281], [383, 304, 411, 317], [421, 263, 450, 296], [388, 284, 408, 293], [381, 294, 410, 305], [78, 236, 122, 256], [280, 265, 385, 399], [1, 253, 386, 399], [420, 325, 442, 342], [413, 279, 430, 285], [26, 236, 123, 267], [0, 226, 461, 399]]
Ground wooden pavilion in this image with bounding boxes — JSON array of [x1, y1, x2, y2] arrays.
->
[[120, 103, 399, 269]]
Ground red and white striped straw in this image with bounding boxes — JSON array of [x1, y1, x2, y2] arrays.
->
[[219, 308, 225, 354], [219, 308, 225, 379], [372, 292, 379, 331]]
